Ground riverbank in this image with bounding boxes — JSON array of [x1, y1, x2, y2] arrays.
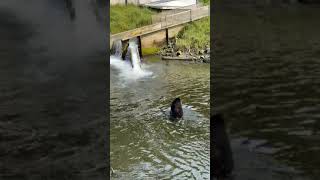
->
[[160, 17, 210, 63], [110, 4, 210, 63], [200, 0, 210, 5], [110, 4, 155, 34]]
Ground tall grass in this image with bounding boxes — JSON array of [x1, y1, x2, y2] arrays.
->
[[110, 4, 155, 34], [200, 0, 210, 5], [176, 17, 210, 50]]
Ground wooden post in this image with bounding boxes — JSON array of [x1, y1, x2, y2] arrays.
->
[[138, 36, 143, 58], [166, 28, 169, 46]]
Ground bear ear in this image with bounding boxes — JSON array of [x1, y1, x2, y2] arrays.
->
[[212, 114, 224, 126]]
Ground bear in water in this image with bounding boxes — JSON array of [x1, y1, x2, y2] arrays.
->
[[170, 98, 183, 120], [212, 114, 234, 179]]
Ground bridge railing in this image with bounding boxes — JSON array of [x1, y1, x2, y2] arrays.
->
[[151, 4, 207, 24], [158, 5, 209, 28], [110, 5, 209, 45], [191, 5, 210, 20]]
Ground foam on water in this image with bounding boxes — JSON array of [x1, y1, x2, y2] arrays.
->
[[110, 55, 153, 81], [110, 38, 153, 82]]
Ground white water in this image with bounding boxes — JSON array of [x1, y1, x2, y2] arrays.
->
[[128, 41, 141, 71], [112, 40, 122, 57], [110, 40, 153, 81]]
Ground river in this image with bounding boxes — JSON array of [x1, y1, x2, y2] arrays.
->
[[213, 5, 320, 180], [110, 56, 210, 179], [0, 1, 106, 179]]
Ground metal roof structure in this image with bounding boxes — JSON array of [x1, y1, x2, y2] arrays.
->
[[142, 0, 197, 10]]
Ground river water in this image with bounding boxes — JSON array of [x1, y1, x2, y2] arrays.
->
[[110, 56, 210, 179], [0, 1, 106, 179], [213, 5, 320, 180]]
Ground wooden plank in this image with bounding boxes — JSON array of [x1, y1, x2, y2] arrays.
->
[[110, 5, 209, 42]]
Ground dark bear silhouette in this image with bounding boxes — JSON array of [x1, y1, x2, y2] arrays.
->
[[212, 114, 234, 179], [170, 98, 183, 120]]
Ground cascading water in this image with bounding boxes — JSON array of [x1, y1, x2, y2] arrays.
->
[[127, 39, 141, 71], [110, 38, 152, 81], [111, 40, 123, 58]]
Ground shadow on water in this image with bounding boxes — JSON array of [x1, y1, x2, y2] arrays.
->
[[213, 4, 320, 180], [0, 0, 106, 179]]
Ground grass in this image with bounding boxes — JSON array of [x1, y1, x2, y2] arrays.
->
[[200, 0, 210, 5], [142, 47, 161, 56], [176, 16, 210, 50], [110, 4, 209, 54], [110, 4, 155, 34]]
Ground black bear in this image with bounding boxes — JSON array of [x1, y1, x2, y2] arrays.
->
[[170, 98, 183, 120]]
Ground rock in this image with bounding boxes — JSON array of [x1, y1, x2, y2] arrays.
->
[[192, 56, 197, 61], [199, 49, 205, 55], [205, 47, 210, 54], [176, 50, 182, 56], [203, 55, 210, 63], [197, 59, 203, 63]]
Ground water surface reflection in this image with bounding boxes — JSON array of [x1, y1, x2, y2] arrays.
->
[[0, 1, 106, 179], [213, 6, 320, 179]]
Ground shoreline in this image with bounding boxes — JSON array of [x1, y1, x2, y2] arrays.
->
[[158, 39, 210, 63]]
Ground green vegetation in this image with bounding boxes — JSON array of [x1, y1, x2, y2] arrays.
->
[[142, 47, 160, 56], [110, 4, 155, 34], [200, 0, 210, 5], [176, 17, 210, 50]]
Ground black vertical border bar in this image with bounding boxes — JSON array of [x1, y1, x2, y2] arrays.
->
[[106, 0, 110, 179], [210, 0, 214, 178]]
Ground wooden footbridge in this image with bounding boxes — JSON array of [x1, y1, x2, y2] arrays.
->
[[110, 4, 210, 50]]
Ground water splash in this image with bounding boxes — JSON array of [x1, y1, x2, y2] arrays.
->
[[127, 40, 141, 71], [110, 56, 153, 81], [110, 39, 153, 81]]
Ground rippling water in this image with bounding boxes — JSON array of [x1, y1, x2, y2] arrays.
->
[[110, 57, 210, 179], [213, 5, 320, 179], [0, 1, 106, 179]]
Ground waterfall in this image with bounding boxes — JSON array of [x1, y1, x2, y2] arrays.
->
[[111, 40, 123, 57], [110, 38, 152, 81], [127, 38, 141, 71]]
